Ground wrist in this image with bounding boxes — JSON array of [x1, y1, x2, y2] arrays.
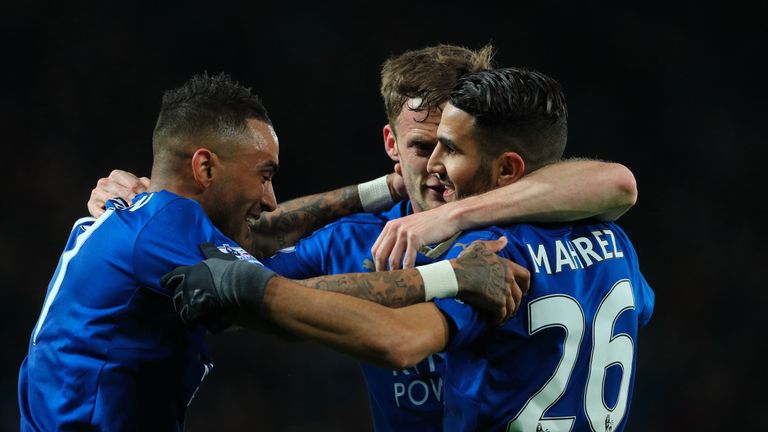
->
[[442, 200, 470, 232], [219, 260, 276, 316], [416, 260, 459, 300], [358, 175, 394, 213]]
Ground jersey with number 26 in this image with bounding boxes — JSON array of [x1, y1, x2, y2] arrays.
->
[[18, 191, 261, 431], [435, 221, 654, 432]]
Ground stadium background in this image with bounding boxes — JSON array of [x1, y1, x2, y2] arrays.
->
[[1, 2, 762, 431]]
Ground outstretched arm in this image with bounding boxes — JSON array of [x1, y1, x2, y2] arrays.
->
[[261, 284, 449, 369], [294, 237, 526, 319], [372, 158, 637, 270], [163, 239, 529, 368]]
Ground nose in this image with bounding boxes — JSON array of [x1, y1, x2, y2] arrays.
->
[[426, 143, 446, 177], [262, 181, 277, 212]]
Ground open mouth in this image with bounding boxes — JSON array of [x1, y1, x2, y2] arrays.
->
[[426, 183, 446, 200]]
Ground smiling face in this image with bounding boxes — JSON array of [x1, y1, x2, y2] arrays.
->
[[384, 101, 449, 213], [427, 103, 495, 202], [203, 118, 279, 247]]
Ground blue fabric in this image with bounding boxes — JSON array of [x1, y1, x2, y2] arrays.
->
[[262, 201, 450, 432], [19, 191, 263, 431], [435, 221, 655, 432]]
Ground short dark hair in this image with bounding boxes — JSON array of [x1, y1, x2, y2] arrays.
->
[[449, 67, 568, 172], [380, 44, 495, 128], [152, 72, 271, 160]]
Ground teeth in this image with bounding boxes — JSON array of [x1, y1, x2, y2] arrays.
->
[[246, 216, 258, 227]]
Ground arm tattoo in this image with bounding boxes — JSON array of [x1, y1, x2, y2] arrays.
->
[[295, 271, 426, 308], [452, 242, 508, 312], [249, 185, 362, 257]]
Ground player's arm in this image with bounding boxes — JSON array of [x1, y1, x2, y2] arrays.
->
[[163, 238, 528, 368], [262, 288, 449, 369], [86, 169, 407, 257], [372, 158, 637, 270], [248, 173, 406, 258], [449, 158, 638, 223], [294, 237, 525, 317]]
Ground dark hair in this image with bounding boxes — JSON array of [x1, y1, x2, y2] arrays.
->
[[449, 67, 568, 172], [380, 44, 495, 128], [152, 72, 271, 160]]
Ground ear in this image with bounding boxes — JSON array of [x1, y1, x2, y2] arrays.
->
[[383, 124, 399, 162], [190, 148, 217, 189], [497, 152, 526, 187]]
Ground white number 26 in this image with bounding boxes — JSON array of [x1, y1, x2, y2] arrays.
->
[[507, 279, 635, 432]]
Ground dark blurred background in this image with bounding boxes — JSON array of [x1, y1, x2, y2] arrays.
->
[[1, 1, 764, 431]]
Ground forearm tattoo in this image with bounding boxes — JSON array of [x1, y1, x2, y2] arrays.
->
[[250, 185, 362, 255], [296, 271, 426, 308]]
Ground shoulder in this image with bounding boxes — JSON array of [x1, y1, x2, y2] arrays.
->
[[129, 191, 211, 229], [132, 191, 224, 252]]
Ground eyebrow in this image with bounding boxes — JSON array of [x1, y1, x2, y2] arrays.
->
[[407, 138, 437, 148], [438, 135, 459, 151], [260, 161, 279, 174]]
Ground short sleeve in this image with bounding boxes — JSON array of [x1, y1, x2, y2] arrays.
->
[[434, 297, 491, 351]]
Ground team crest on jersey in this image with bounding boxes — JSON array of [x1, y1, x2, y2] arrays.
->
[[216, 244, 262, 264]]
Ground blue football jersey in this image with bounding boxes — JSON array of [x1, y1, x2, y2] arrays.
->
[[434, 221, 655, 432], [263, 201, 448, 432], [18, 191, 263, 431]]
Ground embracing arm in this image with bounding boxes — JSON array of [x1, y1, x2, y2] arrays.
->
[[444, 158, 637, 226], [249, 173, 407, 257], [163, 239, 529, 367], [248, 185, 361, 256], [262, 282, 449, 369], [372, 158, 637, 270], [265, 237, 528, 368], [293, 236, 524, 315]]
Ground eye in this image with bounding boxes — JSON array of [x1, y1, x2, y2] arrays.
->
[[409, 141, 435, 157]]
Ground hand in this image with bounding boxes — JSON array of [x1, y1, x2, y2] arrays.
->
[[386, 164, 409, 202], [160, 243, 276, 333], [160, 243, 238, 333], [88, 170, 151, 217], [450, 237, 530, 324], [371, 203, 460, 270]]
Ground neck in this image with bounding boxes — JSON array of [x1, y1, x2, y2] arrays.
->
[[148, 164, 203, 203]]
